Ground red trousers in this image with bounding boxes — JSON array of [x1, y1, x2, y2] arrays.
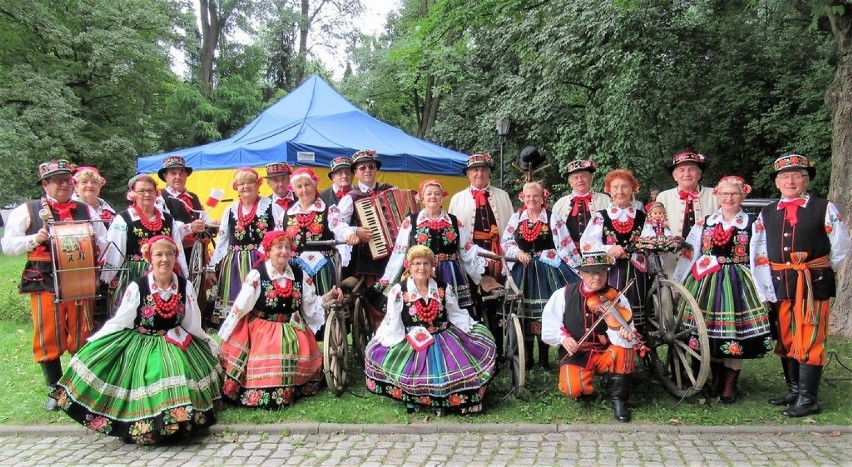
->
[[30, 293, 93, 362], [774, 299, 830, 366], [558, 346, 634, 398]]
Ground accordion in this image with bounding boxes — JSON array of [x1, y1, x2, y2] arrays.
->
[[354, 188, 419, 259]]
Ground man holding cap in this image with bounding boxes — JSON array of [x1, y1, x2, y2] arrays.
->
[[552, 159, 612, 245], [319, 156, 354, 207], [750, 153, 849, 417], [2, 160, 107, 411], [541, 251, 638, 422]]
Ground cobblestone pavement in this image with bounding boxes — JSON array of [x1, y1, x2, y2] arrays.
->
[[0, 425, 849, 466]]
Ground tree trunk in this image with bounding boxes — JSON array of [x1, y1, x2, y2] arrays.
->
[[295, 0, 310, 86], [825, 6, 852, 337], [199, 0, 221, 98]]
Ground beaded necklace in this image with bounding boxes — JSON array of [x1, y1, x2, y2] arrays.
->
[[268, 277, 295, 299], [294, 211, 317, 229], [413, 298, 440, 323], [236, 201, 259, 231], [519, 219, 544, 242], [151, 291, 182, 319], [711, 223, 735, 247], [610, 212, 634, 235], [132, 204, 163, 231]]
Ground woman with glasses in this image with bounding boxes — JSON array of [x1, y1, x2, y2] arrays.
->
[[102, 175, 189, 313], [208, 168, 284, 324], [672, 176, 772, 403]]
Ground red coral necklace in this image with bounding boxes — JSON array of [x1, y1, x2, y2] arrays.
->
[[711, 223, 735, 246], [520, 220, 544, 242], [152, 292, 181, 319], [133, 205, 163, 231], [413, 298, 440, 323], [611, 216, 635, 235], [237, 201, 259, 230]]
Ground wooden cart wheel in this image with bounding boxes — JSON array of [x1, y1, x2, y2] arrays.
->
[[323, 308, 349, 395], [503, 313, 526, 397], [645, 278, 710, 398], [351, 296, 370, 365], [187, 240, 205, 298]]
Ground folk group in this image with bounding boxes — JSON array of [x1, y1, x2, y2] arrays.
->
[[1, 148, 847, 444]]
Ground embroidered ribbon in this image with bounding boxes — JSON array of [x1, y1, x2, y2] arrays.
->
[[778, 198, 805, 226], [770, 253, 831, 360]]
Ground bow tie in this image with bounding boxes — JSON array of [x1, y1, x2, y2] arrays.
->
[[276, 198, 290, 209], [49, 200, 76, 221], [678, 190, 700, 201], [472, 189, 489, 208], [570, 193, 592, 216], [778, 198, 805, 226], [335, 188, 350, 199]]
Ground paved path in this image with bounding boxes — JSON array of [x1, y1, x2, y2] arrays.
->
[[0, 424, 849, 466]]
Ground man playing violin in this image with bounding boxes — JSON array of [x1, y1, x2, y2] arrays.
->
[[541, 251, 638, 422]]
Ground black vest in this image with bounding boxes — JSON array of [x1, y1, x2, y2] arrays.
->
[[319, 187, 344, 208], [133, 275, 188, 333], [252, 265, 304, 322], [19, 199, 91, 294], [406, 212, 461, 256], [560, 283, 610, 367], [281, 205, 336, 255], [162, 190, 203, 224], [760, 197, 835, 300], [118, 210, 175, 258]]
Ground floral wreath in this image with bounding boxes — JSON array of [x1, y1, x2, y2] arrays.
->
[[713, 175, 752, 196]]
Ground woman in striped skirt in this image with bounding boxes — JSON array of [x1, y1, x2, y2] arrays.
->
[[365, 245, 497, 415]]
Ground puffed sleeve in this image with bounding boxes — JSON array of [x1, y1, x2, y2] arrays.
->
[[209, 205, 232, 266], [445, 284, 475, 333], [88, 281, 140, 341], [579, 211, 607, 254], [457, 221, 486, 285], [180, 283, 219, 355], [1, 204, 38, 255], [337, 194, 355, 225], [749, 212, 776, 303], [217, 268, 262, 341], [500, 212, 522, 259], [327, 203, 354, 267], [550, 211, 580, 269], [379, 216, 413, 286], [825, 201, 850, 270], [372, 283, 405, 347], [100, 214, 128, 284], [673, 224, 702, 283], [300, 274, 325, 334], [541, 287, 567, 347]]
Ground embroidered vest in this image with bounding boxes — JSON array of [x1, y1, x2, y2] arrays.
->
[[119, 210, 174, 258], [133, 276, 188, 333], [407, 212, 461, 257], [252, 266, 304, 322]]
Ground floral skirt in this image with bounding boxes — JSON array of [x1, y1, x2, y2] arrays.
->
[[364, 323, 497, 412], [52, 329, 223, 444], [511, 258, 578, 336], [220, 315, 322, 408], [678, 264, 772, 359]]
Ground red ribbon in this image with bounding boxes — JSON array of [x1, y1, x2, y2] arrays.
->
[[50, 201, 76, 221], [276, 198, 290, 210], [778, 198, 805, 226], [472, 189, 489, 208], [678, 190, 700, 201], [570, 194, 592, 217], [335, 188, 349, 199]]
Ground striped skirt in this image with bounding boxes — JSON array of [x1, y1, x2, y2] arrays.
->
[[511, 258, 578, 336], [52, 329, 223, 444], [436, 258, 474, 311], [364, 323, 497, 412], [220, 315, 323, 408], [216, 249, 261, 315], [108, 259, 149, 313], [678, 264, 772, 359], [607, 258, 648, 331]]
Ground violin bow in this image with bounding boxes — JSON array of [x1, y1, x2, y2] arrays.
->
[[568, 277, 636, 356]]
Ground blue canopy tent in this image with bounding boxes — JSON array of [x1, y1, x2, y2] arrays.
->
[[137, 75, 468, 177]]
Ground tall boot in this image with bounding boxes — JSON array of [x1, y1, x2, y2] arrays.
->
[[719, 367, 741, 404], [524, 339, 534, 369], [782, 364, 822, 417], [769, 358, 799, 406], [704, 361, 725, 398], [537, 336, 550, 370], [40, 360, 63, 411], [608, 374, 632, 423]]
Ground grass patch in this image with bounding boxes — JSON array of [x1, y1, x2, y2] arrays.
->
[[1, 254, 849, 426]]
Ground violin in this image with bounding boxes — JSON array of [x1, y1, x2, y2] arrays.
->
[[586, 287, 633, 332]]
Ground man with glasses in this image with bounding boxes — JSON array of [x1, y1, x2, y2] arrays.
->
[[656, 151, 718, 275], [319, 157, 354, 207], [265, 162, 295, 212], [750, 153, 849, 418], [2, 160, 107, 411]]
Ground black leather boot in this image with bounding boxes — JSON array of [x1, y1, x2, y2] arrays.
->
[[769, 358, 799, 406], [537, 336, 550, 370], [782, 364, 822, 417], [608, 374, 632, 423], [524, 339, 534, 369], [40, 360, 63, 411], [719, 367, 741, 404]]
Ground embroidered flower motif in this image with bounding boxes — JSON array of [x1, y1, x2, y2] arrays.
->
[[682, 248, 694, 260], [825, 224, 833, 234], [733, 244, 747, 258], [366, 379, 377, 392], [754, 221, 765, 232], [129, 420, 152, 436], [194, 411, 207, 425], [419, 396, 432, 406], [86, 415, 111, 434], [448, 394, 463, 406], [244, 389, 263, 406], [223, 379, 240, 397], [171, 406, 190, 422], [530, 320, 542, 335], [755, 255, 769, 267], [722, 341, 743, 356], [688, 336, 699, 350], [698, 256, 712, 269], [140, 305, 155, 319], [389, 387, 403, 399]]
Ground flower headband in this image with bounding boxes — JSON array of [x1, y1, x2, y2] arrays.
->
[[713, 175, 752, 196]]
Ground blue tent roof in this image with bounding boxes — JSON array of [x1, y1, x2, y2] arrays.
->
[[137, 75, 467, 175]]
